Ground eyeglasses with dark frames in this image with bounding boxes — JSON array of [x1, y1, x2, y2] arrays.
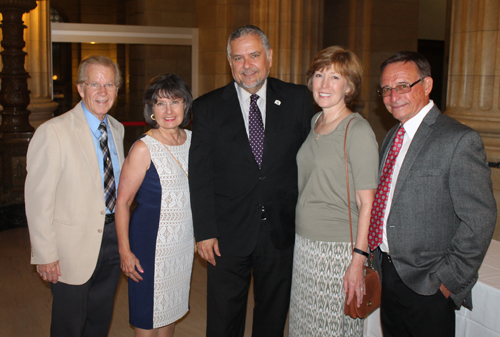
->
[[377, 78, 425, 97]]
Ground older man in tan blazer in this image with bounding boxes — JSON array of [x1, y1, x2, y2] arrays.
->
[[25, 55, 124, 337]]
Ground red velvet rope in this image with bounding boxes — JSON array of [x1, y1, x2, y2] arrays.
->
[[121, 121, 148, 126]]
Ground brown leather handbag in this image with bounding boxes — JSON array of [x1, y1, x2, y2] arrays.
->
[[342, 117, 381, 319]]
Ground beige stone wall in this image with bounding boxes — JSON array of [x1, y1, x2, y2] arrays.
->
[[323, 0, 419, 146], [195, 0, 323, 97], [127, 0, 195, 27], [252, 0, 322, 85], [195, 0, 248, 97], [51, 0, 81, 22], [445, 0, 500, 239], [127, 44, 192, 115], [124, 0, 195, 131]]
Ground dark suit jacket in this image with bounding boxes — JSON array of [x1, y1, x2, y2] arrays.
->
[[189, 78, 315, 256], [373, 105, 497, 308]]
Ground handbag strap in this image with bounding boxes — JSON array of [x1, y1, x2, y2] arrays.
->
[[145, 129, 188, 178], [344, 116, 375, 267], [344, 117, 355, 250]]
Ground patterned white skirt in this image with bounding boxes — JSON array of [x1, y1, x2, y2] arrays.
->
[[289, 234, 363, 337]]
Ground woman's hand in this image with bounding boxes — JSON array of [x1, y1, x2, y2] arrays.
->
[[343, 254, 366, 307], [120, 250, 144, 282]]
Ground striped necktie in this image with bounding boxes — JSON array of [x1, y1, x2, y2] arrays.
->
[[98, 122, 117, 212]]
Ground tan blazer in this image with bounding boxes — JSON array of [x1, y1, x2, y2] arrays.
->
[[25, 102, 125, 285]]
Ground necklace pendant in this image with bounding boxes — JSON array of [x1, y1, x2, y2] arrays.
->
[[316, 134, 320, 140]]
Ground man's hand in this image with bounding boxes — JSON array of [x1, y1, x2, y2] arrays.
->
[[37, 260, 61, 284], [197, 238, 221, 266], [440, 283, 451, 299]]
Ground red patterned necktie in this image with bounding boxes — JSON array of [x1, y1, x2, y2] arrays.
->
[[368, 125, 405, 251], [249, 94, 265, 168]]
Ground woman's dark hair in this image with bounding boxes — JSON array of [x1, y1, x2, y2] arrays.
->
[[143, 73, 193, 128]]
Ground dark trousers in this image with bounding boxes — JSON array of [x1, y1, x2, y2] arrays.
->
[[380, 252, 455, 337], [206, 221, 293, 337], [50, 221, 121, 337]]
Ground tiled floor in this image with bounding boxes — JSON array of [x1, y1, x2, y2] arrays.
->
[[0, 228, 290, 337]]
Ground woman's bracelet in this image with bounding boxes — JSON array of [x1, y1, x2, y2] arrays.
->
[[353, 248, 369, 258]]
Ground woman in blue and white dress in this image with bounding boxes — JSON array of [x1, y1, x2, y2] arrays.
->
[[115, 73, 193, 337]]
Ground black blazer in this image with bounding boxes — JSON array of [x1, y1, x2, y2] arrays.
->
[[189, 78, 315, 256]]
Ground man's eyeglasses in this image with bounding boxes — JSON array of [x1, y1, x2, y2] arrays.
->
[[84, 82, 117, 92], [377, 78, 425, 97], [153, 100, 184, 110]]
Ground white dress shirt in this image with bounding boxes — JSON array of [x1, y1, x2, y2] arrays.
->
[[380, 100, 434, 253], [234, 80, 267, 136]]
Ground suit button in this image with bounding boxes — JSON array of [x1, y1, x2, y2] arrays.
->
[[98, 229, 103, 233], [259, 176, 265, 180], [101, 210, 105, 215]]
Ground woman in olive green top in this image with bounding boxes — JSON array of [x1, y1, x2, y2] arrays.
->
[[289, 46, 379, 337]]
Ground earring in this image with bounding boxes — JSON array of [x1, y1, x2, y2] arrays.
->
[[150, 113, 155, 121]]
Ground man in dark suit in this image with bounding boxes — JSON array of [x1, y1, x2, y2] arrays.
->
[[369, 51, 497, 337], [189, 25, 315, 337]]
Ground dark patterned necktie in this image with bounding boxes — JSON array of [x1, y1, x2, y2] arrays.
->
[[249, 94, 265, 168], [368, 125, 405, 250], [98, 122, 117, 212]]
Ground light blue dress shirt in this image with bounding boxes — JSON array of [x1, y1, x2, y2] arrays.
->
[[82, 102, 121, 214]]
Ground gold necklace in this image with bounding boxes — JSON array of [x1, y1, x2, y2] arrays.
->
[[315, 108, 345, 140]]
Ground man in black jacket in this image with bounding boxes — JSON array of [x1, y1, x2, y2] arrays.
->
[[189, 25, 315, 337]]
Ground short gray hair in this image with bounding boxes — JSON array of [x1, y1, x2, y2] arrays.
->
[[227, 25, 272, 59], [75, 55, 122, 88]]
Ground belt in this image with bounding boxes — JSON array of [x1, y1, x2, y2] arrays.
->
[[381, 251, 392, 263], [105, 213, 115, 225]]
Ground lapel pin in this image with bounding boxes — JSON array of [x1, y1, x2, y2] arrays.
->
[[274, 100, 281, 106]]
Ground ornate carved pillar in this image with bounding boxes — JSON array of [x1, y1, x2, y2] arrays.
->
[[24, 0, 57, 129], [0, 0, 38, 205], [445, 0, 500, 237]]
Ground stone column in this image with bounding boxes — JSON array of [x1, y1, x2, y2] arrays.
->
[[251, 0, 323, 85], [24, 0, 57, 129], [251, 0, 323, 84], [195, 0, 323, 96], [445, 0, 500, 238], [195, 0, 250, 96], [320, 0, 420, 145]]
